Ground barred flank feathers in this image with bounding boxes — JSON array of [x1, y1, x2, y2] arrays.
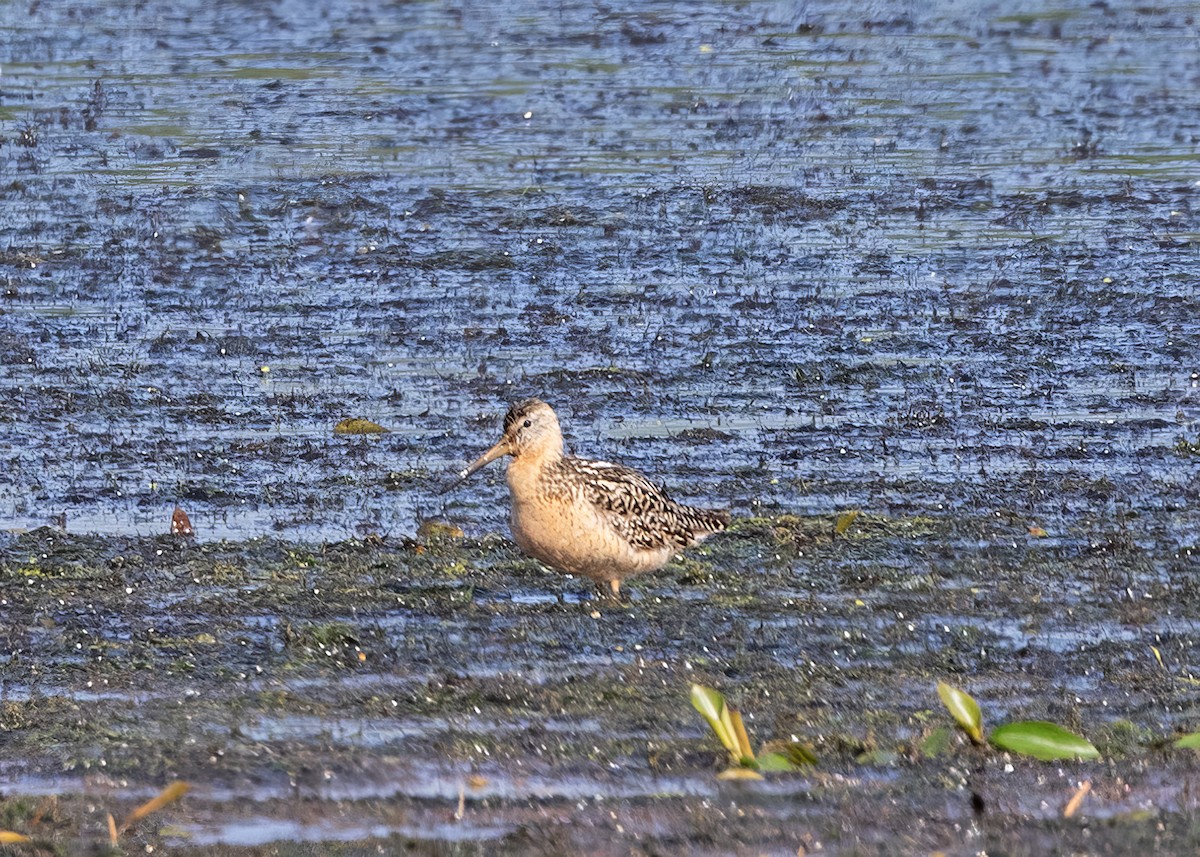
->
[[556, 458, 728, 551]]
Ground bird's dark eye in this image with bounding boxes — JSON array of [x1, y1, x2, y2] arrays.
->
[[523, 419, 532, 428]]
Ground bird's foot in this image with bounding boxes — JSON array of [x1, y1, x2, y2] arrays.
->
[[591, 579, 635, 604]]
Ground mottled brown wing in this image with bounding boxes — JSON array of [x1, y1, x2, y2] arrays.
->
[[564, 458, 727, 551]]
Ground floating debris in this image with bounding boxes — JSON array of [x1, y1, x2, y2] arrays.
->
[[416, 520, 465, 541], [333, 418, 389, 435], [171, 506, 194, 537]]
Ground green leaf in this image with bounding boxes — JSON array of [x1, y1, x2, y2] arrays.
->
[[937, 681, 984, 743], [1172, 732, 1200, 750], [856, 748, 900, 766], [990, 721, 1100, 761], [920, 725, 954, 758], [755, 752, 799, 772], [756, 741, 818, 771], [690, 684, 737, 755]]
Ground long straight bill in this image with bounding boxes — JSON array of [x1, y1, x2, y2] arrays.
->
[[441, 440, 511, 494]]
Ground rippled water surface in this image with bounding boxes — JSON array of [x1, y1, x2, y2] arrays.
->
[[2, 0, 1197, 541]]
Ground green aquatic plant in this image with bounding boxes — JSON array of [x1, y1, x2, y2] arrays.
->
[[989, 722, 1100, 762], [936, 681, 1099, 761], [690, 684, 816, 779], [1173, 732, 1200, 750], [937, 680, 983, 743]]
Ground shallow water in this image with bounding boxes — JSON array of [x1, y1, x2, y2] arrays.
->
[[2, 0, 1200, 853], [1, 0, 1197, 544]]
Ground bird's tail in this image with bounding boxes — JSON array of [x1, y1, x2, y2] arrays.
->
[[682, 504, 730, 537]]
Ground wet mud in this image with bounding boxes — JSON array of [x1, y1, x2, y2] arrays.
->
[[2, 0, 1199, 852], [1, 517, 1198, 854]]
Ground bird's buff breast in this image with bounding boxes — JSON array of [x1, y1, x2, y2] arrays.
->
[[506, 463, 669, 581]]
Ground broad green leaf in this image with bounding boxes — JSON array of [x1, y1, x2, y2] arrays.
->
[[755, 752, 799, 772], [937, 681, 984, 743], [690, 685, 737, 754], [835, 509, 860, 536], [1173, 732, 1200, 750], [990, 721, 1100, 761]]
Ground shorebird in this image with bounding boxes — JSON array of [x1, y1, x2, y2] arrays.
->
[[452, 399, 729, 597]]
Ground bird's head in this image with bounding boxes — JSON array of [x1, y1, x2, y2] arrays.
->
[[456, 398, 563, 482]]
